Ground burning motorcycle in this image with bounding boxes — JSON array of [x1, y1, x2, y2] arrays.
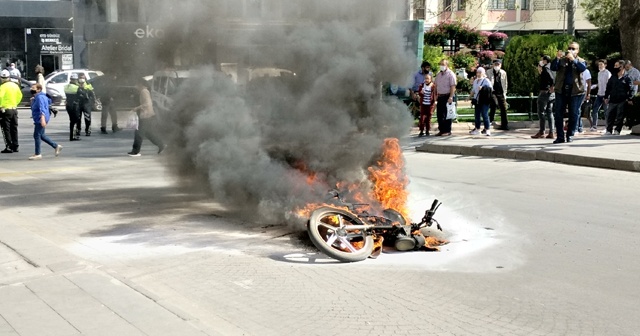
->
[[306, 191, 444, 262]]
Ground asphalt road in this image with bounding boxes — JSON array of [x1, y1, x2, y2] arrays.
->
[[1, 110, 639, 335]]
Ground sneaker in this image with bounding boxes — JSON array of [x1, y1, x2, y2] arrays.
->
[[128, 151, 141, 157], [55, 145, 63, 157], [614, 130, 620, 135], [604, 131, 612, 136], [418, 131, 424, 137], [481, 129, 487, 134], [112, 126, 122, 133], [469, 129, 479, 135], [589, 127, 597, 132], [1, 148, 13, 154], [100, 127, 108, 135], [485, 130, 491, 136], [28, 154, 42, 160]]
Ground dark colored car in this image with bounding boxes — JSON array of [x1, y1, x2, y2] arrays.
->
[[89, 75, 148, 111], [13, 77, 63, 107]]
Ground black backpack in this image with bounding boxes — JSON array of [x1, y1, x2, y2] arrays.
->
[[478, 79, 493, 105]]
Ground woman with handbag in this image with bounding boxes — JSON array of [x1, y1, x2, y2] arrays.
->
[[469, 67, 493, 136], [416, 74, 436, 137]]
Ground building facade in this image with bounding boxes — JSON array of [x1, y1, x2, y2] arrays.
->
[[412, 0, 596, 34], [0, 0, 77, 79]]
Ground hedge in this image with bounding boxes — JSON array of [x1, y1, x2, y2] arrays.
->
[[503, 34, 573, 96]]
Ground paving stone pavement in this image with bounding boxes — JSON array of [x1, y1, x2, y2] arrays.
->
[[0, 109, 639, 335]]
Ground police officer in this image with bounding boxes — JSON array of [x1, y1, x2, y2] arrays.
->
[[0, 69, 23, 153], [77, 74, 95, 136], [64, 74, 82, 141]]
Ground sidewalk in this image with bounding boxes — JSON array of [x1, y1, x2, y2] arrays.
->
[[414, 121, 640, 172]]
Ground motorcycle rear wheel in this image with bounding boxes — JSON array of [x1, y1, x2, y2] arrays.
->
[[307, 207, 374, 262]]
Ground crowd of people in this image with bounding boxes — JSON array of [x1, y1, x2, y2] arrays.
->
[[0, 66, 165, 160], [411, 41, 639, 143]]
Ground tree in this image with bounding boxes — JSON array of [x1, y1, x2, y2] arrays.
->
[[620, 0, 640, 66], [582, 0, 639, 66], [580, 0, 619, 29]]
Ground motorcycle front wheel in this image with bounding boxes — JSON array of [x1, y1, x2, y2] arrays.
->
[[307, 207, 374, 262]]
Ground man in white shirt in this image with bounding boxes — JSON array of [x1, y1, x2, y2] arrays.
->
[[576, 69, 592, 133], [590, 59, 611, 131], [7, 63, 20, 79]]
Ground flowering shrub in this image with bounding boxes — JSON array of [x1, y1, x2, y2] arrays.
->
[[424, 20, 483, 47], [494, 51, 506, 59], [489, 32, 509, 41], [477, 50, 496, 63]]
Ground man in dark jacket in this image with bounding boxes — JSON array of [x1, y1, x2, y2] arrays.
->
[[604, 60, 634, 135], [532, 55, 556, 139], [550, 42, 587, 143]]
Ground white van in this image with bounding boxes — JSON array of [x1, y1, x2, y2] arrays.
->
[[150, 69, 189, 113], [45, 69, 104, 101]]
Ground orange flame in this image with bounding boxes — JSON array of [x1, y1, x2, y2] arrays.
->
[[368, 138, 409, 220]]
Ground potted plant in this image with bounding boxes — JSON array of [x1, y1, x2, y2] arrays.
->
[[477, 50, 496, 65], [488, 32, 508, 50], [479, 31, 492, 49]]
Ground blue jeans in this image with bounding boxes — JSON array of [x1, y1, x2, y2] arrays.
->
[[591, 95, 607, 128], [474, 103, 490, 130], [33, 123, 57, 155], [554, 94, 584, 139]]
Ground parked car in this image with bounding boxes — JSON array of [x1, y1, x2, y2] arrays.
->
[[13, 77, 63, 106], [44, 69, 104, 102], [151, 70, 189, 114], [89, 75, 152, 111]]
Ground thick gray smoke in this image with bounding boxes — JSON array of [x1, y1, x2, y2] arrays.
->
[[151, 0, 416, 225]]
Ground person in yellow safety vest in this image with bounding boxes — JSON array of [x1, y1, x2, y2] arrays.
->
[[0, 69, 23, 153], [77, 73, 95, 136], [64, 74, 82, 141]]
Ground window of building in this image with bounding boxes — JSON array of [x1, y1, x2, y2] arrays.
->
[[457, 0, 466, 10], [488, 0, 516, 10], [532, 0, 563, 10], [521, 0, 530, 9], [443, 0, 453, 11]]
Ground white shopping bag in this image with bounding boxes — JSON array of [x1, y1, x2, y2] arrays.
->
[[125, 112, 139, 130], [446, 102, 457, 120]]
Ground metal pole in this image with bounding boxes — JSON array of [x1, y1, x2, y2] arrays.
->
[[567, 0, 575, 36]]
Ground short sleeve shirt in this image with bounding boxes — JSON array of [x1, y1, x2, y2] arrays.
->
[[434, 69, 456, 96]]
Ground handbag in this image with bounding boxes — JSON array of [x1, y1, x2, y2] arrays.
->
[[125, 112, 139, 130], [446, 102, 457, 120]]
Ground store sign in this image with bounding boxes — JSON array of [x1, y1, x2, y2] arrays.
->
[[134, 25, 165, 39], [39, 32, 73, 54], [61, 54, 73, 70]]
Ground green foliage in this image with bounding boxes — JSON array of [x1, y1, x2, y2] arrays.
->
[[456, 78, 472, 94], [580, 0, 619, 29], [503, 34, 573, 96], [579, 27, 622, 64], [423, 45, 447, 70], [449, 52, 477, 72]]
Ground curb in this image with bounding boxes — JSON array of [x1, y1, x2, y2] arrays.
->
[[416, 142, 640, 173]]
